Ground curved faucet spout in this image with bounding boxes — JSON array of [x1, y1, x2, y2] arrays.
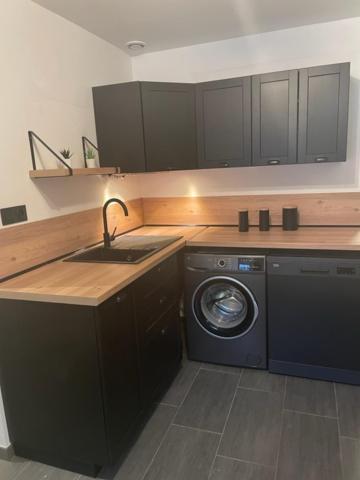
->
[[103, 198, 129, 247]]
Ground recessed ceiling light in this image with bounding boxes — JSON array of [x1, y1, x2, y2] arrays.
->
[[126, 40, 146, 51]]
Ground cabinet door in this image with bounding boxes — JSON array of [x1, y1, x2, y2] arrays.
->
[[140, 305, 181, 404], [141, 82, 198, 171], [252, 70, 298, 166], [92, 82, 146, 172], [298, 63, 350, 164], [97, 288, 141, 461], [196, 77, 251, 169]]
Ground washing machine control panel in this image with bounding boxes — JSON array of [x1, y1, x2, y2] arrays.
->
[[213, 255, 265, 273]]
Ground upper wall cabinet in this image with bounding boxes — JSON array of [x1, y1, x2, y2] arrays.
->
[[298, 63, 350, 164], [93, 82, 146, 173], [196, 77, 252, 169], [252, 70, 298, 166], [92, 62, 350, 174], [141, 82, 198, 172], [93, 82, 197, 173]]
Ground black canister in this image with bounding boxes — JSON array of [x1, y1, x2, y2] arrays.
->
[[238, 210, 249, 232], [282, 206, 298, 230], [259, 208, 270, 231]]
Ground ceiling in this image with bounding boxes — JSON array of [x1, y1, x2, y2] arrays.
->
[[33, 0, 360, 55]]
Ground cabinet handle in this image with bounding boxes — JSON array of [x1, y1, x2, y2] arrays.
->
[[267, 159, 280, 165], [116, 292, 127, 303], [315, 156, 328, 163], [219, 162, 229, 167], [161, 327, 168, 336], [159, 295, 167, 305]]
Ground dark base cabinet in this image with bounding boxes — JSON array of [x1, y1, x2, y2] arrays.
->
[[0, 254, 182, 476]]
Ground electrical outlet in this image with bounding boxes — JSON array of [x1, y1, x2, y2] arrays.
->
[[1, 205, 28, 226]]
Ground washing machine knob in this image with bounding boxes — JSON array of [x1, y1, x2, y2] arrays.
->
[[217, 259, 226, 268]]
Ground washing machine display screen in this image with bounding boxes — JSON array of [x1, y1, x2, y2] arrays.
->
[[239, 263, 251, 272], [238, 257, 264, 272]]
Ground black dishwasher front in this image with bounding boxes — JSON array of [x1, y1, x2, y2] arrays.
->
[[267, 256, 360, 384]]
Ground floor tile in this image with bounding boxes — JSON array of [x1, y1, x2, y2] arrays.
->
[[210, 456, 274, 480], [143, 425, 219, 480], [161, 360, 201, 406], [219, 388, 282, 466], [16, 461, 79, 480], [0, 457, 29, 480], [336, 383, 360, 438], [341, 436, 360, 480], [285, 376, 337, 417], [201, 362, 242, 377], [114, 404, 176, 480], [174, 369, 238, 433], [239, 368, 285, 393], [277, 410, 341, 480]]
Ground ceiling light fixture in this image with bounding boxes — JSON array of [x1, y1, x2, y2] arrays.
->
[[126, 40, 146, 51]]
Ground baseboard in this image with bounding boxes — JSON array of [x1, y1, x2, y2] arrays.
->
[[0, 444, 14, 461]]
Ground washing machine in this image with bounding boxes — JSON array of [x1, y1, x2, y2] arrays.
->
[[184, 252, 267, 368]]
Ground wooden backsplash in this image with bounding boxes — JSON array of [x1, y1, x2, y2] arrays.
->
[[2, 192, 360, 279], [142, 193, 360, 227], [0, 198, 143, 279]]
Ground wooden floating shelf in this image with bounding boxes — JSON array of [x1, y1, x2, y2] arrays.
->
[[29, 167, 118, 179]]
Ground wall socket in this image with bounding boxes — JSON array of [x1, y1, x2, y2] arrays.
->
[[1, 205, 28, 226]]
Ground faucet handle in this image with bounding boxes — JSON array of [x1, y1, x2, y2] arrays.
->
[[110, 226, 117, 241]]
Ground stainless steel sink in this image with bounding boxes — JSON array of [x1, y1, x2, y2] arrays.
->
[[64, 235, 182, 264]]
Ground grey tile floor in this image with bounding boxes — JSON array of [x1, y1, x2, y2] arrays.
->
[[2, 360, 360, 480]]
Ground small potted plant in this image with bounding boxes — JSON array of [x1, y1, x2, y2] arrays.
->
[[86, 147, 97, 168], [59, 148, 74, 168]]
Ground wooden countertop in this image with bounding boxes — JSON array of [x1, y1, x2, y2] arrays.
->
[[2, 225, 360, 306], [187, 226, 360, 251], [0, 226, 205, 306]]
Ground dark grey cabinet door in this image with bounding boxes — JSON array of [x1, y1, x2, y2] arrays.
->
[[97, 288, 141, 461], [92, 82, 146, 172], [252, 70, 298, 166], [298, 63, 350, 164], [196, 77, 251, 169], [141, 82, 198, 172]]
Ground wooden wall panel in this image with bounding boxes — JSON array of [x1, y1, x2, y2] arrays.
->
[[0, 198, 143, 279], [143, 193, 360, 227]]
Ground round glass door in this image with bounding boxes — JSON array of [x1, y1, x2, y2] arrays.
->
[[192, 276, 258, 338]]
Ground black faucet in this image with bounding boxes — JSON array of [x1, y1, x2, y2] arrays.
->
[[102, 198, 129, 248]]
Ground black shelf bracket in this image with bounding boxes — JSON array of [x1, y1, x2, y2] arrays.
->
[[28, 131, 73, 175], [82, 136, 99, 168]]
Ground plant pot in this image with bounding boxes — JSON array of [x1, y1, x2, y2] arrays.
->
[[86, 158, 97, 168]]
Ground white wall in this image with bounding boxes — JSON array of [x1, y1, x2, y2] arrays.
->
[[0, 0, 140, 231], [0, 0, 139, 448], [133, 18, 360, 197]]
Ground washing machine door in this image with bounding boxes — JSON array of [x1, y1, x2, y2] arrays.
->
[[192, 276, 259, 338]]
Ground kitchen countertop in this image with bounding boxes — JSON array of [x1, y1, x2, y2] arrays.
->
[[187, 226, 360, 251], [1, 225, 360, 306], [0, 226, 205, 306]]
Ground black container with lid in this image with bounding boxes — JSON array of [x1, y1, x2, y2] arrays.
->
[[259, 209, 270, 231], [238, 210, 249, 232], [282, 206, 298, 231]]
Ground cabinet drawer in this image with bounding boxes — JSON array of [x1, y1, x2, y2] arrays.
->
[[135, 255, 178, 299], [140, 305, 181, 403], [136, 274, 179, 334]]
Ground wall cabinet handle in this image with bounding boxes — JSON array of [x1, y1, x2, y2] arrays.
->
[[267, 159, 280, 165], [159, 295, 167, 305], [315, 156, 328, 163], [116, 292, 127, 303]]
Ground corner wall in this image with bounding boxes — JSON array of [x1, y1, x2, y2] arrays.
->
[[132, 17, 360, 197], [0, 0, 140, 230]]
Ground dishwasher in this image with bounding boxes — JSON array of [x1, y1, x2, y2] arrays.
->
[[267, 255, 360, 385]]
